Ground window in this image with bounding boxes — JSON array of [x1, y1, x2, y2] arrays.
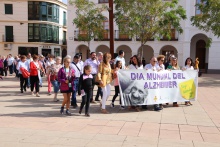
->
[[5, 26, 13, 42], [54, 48, 60, 57], [196, 0, 202, 15], [5, 4, 13, 14], [99, 0, 108, 3], [28, 24, 59, 43], [63, 11, 67, 26], [28, 2, 59, 23]]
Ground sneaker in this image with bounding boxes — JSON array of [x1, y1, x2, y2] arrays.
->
[[31, 92, 35, 96], [66, 109, 71, 116], [110, 102, 115, 108], [60, 107, 64, 114], [154, 107, 162, 111], [36, 93, 40, 97], [120, 105, 125, 110], [48, 93, 52, 95], [23, 88, 26, 92], [90, 100, 96, 104], [85, 113, 90, 117]]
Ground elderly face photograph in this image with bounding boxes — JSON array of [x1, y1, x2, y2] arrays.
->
[[118, 71, 148, 106]]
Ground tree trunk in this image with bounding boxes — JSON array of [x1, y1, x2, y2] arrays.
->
[[141, 43, 144, 61]]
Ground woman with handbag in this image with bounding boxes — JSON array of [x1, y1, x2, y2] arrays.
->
[[30, 55, 44, 97], [58, 56, 75, 115], [17, 55, 29, 93], [46, 55, 56, 95], [49, 56, 62, 102], [97, 53, 112, 114]]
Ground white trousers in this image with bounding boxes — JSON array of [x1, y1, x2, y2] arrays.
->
[[101, 84, 111, 109]]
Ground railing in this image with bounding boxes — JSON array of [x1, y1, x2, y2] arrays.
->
[[115, 30, 132, 41], [160, 29, 179, 41], [2, 35, 14, 42], [94, 30, 110, 41]]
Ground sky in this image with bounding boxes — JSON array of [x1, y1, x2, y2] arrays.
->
[[62, 0, 67, 4]]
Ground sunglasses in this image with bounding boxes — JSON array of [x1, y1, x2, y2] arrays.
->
[[160, 60, 164, 62]]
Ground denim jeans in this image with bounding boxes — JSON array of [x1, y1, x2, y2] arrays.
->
[[51, 80, 60, 93], [71, 78, 79, 105], [95, 86, 103, 100], [9, 65, 13, 74]]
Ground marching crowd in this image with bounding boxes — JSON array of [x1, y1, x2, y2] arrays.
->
[[0, 50, 198, 117]]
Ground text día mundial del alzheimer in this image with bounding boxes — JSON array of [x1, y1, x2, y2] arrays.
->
[[130, 72, 186, 89]]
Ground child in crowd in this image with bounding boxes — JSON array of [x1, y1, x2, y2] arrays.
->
[[78, 65, 97, 117], [111, 61, 124, 109]]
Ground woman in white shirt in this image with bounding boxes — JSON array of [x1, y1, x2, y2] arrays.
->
[[17, 55, 29, 93], [182, 57, 194, 106], [128, 55, 143, 112]]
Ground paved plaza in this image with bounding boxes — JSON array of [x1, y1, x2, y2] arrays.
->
[[0, 74, 220, 147]]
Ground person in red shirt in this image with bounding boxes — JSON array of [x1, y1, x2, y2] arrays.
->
[[30, 55, 44, 97]]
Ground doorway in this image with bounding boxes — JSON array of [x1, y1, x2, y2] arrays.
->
[[42, 49, 51, 57], [196, 40, 206, 70]]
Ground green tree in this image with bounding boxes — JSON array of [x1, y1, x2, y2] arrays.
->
[[114, 0, 187, 59], [70, 0, 107, 49], [191, 0, 220, 45]]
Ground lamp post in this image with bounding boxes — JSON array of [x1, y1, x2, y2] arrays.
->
[[109, 0, 114, 58]]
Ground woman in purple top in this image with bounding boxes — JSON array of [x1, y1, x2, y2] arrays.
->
[[58, 56, 75, 115]]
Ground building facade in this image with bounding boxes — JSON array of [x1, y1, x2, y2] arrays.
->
[[0, 0, 67, 58], [67, 0, 220, 73]]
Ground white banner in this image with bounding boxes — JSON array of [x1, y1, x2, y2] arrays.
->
[[118, 70, 198, 106]]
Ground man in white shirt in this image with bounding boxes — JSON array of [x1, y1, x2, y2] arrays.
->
[[26, 53, 33, 88], [114, 50, 126, 69], [144, 57, 161, 111], [95, 52, 103, 101], [84, 52, 100, 103], [7, 54, 14, 75], [70, 55, 83, 108]]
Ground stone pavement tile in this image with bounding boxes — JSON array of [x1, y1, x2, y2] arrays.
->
[[79, 125, 104, 134], [53, 137, 90, 147], [85, 140, 123, 147], [179, 125, 199, 132], [106, 120, 125, 127], [201, 133, 220, 143], [60, 123, 87, 132], [198, 126, 220, 134], [193, 141, 220, 147], [158, 139, 194, 147], [0, 134, 29, 142], [159, 130, 180, 140], [124, 136, 158, 145], [1, 142, 50, 147], [64, 132, 96, 140], [118, 122, 142, 136], [138, 122, 160, 138], [93, 134, 126, 142], [88, 119, 109, 126], [32, 130, 66, 137], [0, 128, 35, 135], [187, 120, 215, 127], [180, 131, 203, 141], [20, 135, 60, 144], [98, 126, 121, 135], [160, 124, 179, 131]]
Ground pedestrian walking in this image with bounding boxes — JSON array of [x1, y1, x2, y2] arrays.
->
[[114, 50, 126, 69], [46, 55, 56, 95], [95, 52, 103, 102]]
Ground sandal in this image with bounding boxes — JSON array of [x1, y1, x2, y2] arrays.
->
[[101, 109, 109, 114]]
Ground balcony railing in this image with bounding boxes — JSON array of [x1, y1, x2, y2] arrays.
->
[[160, 29, 179, 41], [94, 30, 110, 41], [115, 30, 132, 41], [2, 35, 14, 42]]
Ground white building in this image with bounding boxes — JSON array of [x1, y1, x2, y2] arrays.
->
[[0, 0, 67, 58], [67, 0, 220, 74]]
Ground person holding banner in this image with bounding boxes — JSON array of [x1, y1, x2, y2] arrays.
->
[[17, 55, 29, 93], [30, 55, 44, 97], [182, 57, 194, 106], [97, 53, 112, 114], [167, 56, 180, 107], [144, 57, 162, 111], [128, 55, 143, 112]]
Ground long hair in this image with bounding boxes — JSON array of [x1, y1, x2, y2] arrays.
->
[[103, 53, 111, 64], [115, 60, 122, 69], [131, 55, 141, 67], [185, 57, 194, 66]]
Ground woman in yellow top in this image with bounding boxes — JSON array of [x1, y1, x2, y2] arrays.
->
[[97, 53, 112, 114]]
